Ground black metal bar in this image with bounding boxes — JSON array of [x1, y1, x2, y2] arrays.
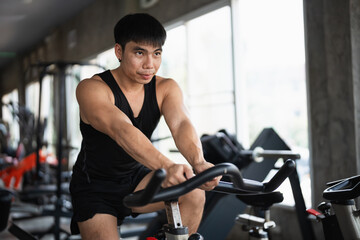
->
[[123, 169, 166, 207], [240, 149, 301, 161], [35, 68, 46, 182], [264, 159, 296, 192], [289, 168, 316, 240], [8, 222, 38, 240], [54, 63, 66, 240], [123, 163, 245, 208]]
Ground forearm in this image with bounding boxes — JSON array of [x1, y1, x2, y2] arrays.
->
[[172, 120, 205, 168], [172, 120, 221, 190], [112, 122, 174, 171]]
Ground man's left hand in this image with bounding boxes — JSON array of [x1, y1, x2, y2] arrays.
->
[[193, 161, 221, 191]]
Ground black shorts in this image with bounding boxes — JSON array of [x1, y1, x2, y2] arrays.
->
[[69, 165, 151, 235]]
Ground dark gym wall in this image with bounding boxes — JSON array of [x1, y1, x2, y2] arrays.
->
[[351, 0, 360, 179], [0, 58, 25, 106], [303, 0, 360, 206]]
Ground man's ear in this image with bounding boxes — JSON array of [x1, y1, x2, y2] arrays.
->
[[114, 43, 123, 61]]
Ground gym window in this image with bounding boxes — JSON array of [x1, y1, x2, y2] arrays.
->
[[154, 5, 235, 164], [24, 76, 56, 154], [1, 89, 20, 151], [232, 0, 308, 206]]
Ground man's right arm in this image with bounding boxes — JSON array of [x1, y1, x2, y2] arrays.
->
[[76, 78, 173, 171]]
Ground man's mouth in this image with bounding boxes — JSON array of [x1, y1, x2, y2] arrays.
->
[[138, 71, 154, 75], [139, 73, 153, 80]]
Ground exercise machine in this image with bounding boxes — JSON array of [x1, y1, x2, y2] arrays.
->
[[0, 61, 106, 240], [123, 159, 296, 240], [307, 175, 360, 240], [199, 128, 315, 240], [133, 128, 313, 240]]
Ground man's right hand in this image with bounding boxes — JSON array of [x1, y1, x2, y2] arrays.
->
[[162, 164, 195, 188]]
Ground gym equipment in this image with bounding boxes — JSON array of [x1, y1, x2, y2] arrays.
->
[[0, 61, 106, 240], [199, 128, 315, 240], [123, 160, 296, 240], [32, 61, 106, 240], [0, 151, 49, 189], [1, 101, 37, 156], [231, 187, 284, 239], [307, 175, 360, 240], [201, 129, 300, 167], [241, 146, 300, 163]]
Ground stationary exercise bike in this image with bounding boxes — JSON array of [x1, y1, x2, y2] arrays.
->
[[307, 175, 360, 240], [123, 160, 296, 240]]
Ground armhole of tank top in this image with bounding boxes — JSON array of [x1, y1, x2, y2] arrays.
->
[[152, 76, 161, 117], [99, 71, 121, 106]]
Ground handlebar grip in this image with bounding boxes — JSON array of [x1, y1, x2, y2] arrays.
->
[[123, 168, 166, 207], [263, 159, 296, 192], [151, 163, 249, 202], [124, 163, 249, 207], [192, 162, 262, 192]]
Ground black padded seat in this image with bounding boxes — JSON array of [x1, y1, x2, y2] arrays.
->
[[236, 191, 283, 209]]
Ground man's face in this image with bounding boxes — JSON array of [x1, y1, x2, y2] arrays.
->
[[119, 41, 162, 84]]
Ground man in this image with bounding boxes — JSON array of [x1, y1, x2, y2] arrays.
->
[[70, 13, 220, 240]]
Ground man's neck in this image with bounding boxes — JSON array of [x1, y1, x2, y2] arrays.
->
[[112, 67, 144, 93]]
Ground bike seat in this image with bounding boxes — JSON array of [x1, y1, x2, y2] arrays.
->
[[236, 191, 283, 209]]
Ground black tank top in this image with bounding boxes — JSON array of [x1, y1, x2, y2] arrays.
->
[[72, 70, 161, 181]]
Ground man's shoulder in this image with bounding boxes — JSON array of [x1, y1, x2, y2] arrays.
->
[[77, 75, 109, 95], [85, 74, 103, 82], [156, 76, 178, 88], [79, 75, 105, 86], [155, 76, 182, 103]]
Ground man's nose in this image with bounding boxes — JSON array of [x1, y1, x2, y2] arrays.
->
[[143, 55, 154, 69]]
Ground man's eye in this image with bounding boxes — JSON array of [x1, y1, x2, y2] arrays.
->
[[136, 51, 143, 55], [155, 52, 162, 56]]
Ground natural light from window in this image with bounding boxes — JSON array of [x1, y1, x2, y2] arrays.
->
[[234, 0, 309, 206]]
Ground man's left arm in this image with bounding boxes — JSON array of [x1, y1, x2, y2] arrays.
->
[[159, 78, 220, 190]]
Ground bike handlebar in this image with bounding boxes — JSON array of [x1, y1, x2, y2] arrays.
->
[[123, 160, 296, 208]]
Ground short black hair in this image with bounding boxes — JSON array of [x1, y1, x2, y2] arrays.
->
[[114, 13, 167, 50]]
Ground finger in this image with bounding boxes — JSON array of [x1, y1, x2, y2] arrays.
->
[[200, 182, 215, 191], [215, 176, 221, 184], [163, 179, 178, 188], [199, 184, 215, 191], [206, 177, 220, 185], [163, 173, 180, 187], [165, 172, 187, 187], [183, 166, 195, 180], [205, 177, 220, 188]]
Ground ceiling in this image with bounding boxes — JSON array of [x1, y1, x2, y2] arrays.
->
[[0, 0, 96, 69]]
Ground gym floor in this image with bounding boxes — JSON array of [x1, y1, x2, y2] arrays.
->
[[0, 216, 71, 240], [0, 216, 141, 240]]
